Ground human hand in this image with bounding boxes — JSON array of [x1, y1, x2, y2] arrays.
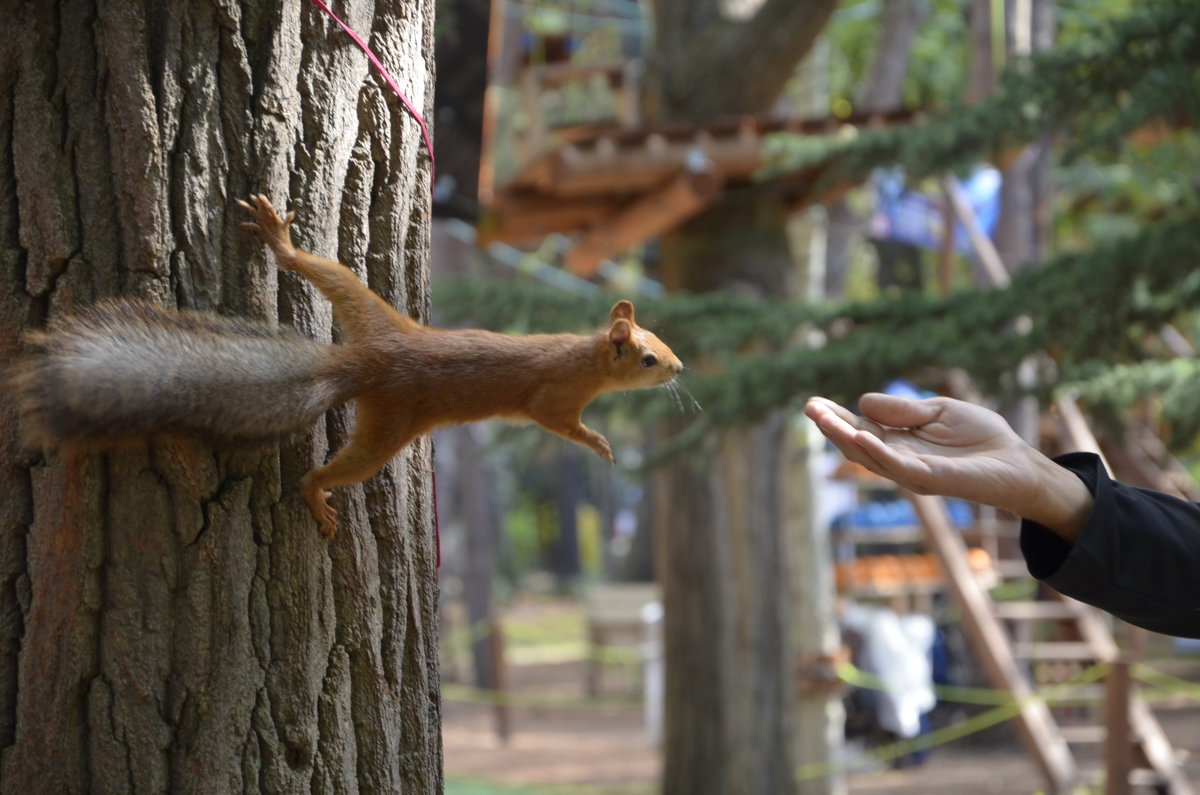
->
[[805, 393, 1091, 540]]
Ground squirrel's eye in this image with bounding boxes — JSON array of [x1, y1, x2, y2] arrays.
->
[[641, 355, 658, 368]]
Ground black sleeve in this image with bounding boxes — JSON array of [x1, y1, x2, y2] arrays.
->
[[1019, 452, 1200, 638]]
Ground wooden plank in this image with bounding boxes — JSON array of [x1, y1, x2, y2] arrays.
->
[[564, 160, 722, 276], [991, 600, 1079, 621], [1064, 589, 1192, 791], [993, 558, 1033, 580], [1059, 725, 1106, 745], [479, 193, 620, 243], [1104, 659, 1132, 795], [476, 0, 509, 206], [1053, 395, 1113, 473], [910, 493, 1079, 792], [489, 617, 511, 744], [1012, 642, 1099, 661], [527, 128, 761, 197]]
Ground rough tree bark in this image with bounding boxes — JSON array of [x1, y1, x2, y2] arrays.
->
[[0, 1, 441, 792]]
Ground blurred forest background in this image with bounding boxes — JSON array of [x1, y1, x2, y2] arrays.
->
[[429, 1, 1200, 793]]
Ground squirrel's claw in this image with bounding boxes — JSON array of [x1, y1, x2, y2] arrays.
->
[[593, 436, 615, 464], [309, 489, 339, 540]]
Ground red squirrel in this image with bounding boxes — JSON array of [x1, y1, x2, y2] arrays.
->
[[13, 195, 684, 538]]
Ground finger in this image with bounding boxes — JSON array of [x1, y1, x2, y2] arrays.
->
[[857, 393, 942, 430], [851, 429, 930, 482], [806, 399, 894, 476], [805, 398, 867, 444]]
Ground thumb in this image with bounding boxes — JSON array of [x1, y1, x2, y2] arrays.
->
[[856, 393, 941, 429]]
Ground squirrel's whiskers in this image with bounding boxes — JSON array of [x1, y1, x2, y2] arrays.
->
[[663, 376, 702, 414]]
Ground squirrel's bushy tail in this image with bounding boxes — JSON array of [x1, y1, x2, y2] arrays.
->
[[12, 300, 355, 450]]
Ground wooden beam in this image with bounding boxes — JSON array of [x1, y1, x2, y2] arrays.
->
[[909, 493, 1080, 793], [564, 160, 722, 277], [522, 59, 629, 90], [1104, 659, 1133, 795], [1064, 585, 1192, 792], [477, 0, 509, 206], [1053, 394, 1113, 473], [478, 193, 621, 244], [942, 176, 1011, 288], [524, 130, 759, 197]]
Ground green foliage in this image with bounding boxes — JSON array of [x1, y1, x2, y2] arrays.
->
[[1066, 359, 1200, 448], [825, 0, 970, 113], [436, 207, 1200, 443], [763, 0, 1200, 189], [1056, 133, 1200, 251]]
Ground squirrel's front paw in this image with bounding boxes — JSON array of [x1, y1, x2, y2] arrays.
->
[[593, 436, 615, 464], [238, 194, 297, 261]]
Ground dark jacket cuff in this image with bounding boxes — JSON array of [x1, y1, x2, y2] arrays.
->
[[1019, 452, 1200, 638]]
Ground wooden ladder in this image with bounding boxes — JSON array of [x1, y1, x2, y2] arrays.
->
[[911, 493, 1191, 794]]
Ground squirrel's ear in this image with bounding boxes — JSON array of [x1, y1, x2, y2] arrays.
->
[[608, 318, 632, 355], [609, 300, 635, 325]]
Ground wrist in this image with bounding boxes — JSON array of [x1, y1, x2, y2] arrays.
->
[[1022, 452, 1093, 542]]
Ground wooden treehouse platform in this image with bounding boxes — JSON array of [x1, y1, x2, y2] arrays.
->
[[479, 56, 918, 276]]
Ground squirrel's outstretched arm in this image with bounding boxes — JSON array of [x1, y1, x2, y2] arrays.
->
[[532, 412, 615, 463], [239, 194, 416, 343]]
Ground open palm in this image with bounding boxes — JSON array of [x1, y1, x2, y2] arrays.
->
[[805, 393, 1043, 517]]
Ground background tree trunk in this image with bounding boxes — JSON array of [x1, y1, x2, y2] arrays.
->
[[0, 1, 441, 792], [647, 3, 837, 793], [656, 196, 799, 795]]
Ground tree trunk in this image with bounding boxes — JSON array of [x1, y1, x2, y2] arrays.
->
[[445, 425, 499, 690], [550, 448, 584, 590], [0, 1, 441, 792], [656, 196, 799, 795], [646, 4, 838, 791]]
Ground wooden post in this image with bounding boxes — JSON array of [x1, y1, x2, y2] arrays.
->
[[489, 617, 511, 744], [1104, 659, 1132, 795], [478, 0, 511, 206]]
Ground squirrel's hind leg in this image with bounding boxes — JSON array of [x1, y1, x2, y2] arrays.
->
[[301, 406, 417, 538]]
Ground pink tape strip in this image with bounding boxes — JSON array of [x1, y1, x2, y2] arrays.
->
[[308, 0, 436, 189]]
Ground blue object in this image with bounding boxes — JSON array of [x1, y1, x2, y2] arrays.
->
[[832, 498, 974, 531], [883, 379, 935, 400], [869, 166, 1001, 254]]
